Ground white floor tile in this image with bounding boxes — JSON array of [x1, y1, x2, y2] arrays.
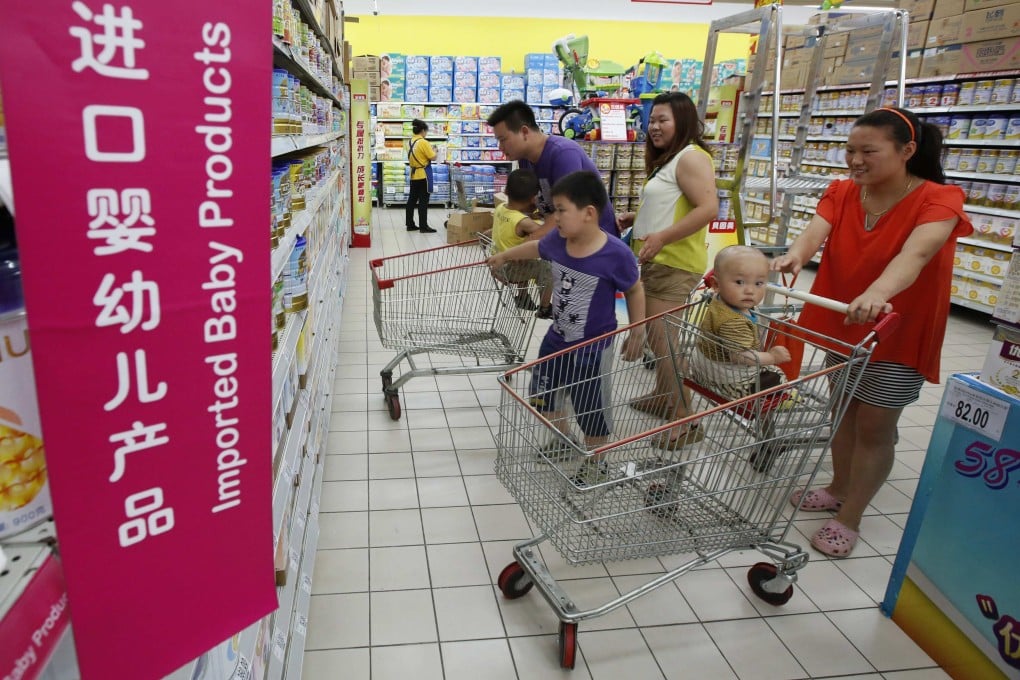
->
[[367, 408, 409, 431], [328, 410, 367, 433], [644, 623, 737, 680], [421, 506, 479, 544], [434, 585, 507, 641], [463, 473, 517, 505], [442, 639, 518, 680], [456, 447, 499, 476], [302, 648, 370, 680], [317, 511, 368, 550], [306, 593, 370, 649], [675, 568, 761, 622], [412, 450, 463, 477], [450, 425, 496, 450], [795, 560, 874, 611], [324, 453, 367, 481], [442, 389, 482, 409], [319, 480, 368, 512], [333, 377, 369, 395], [827, 608, 936, 672], [704, 618, 806, 680], [427, 542, 491, 588], [369, 477, 420, 510], [333, 392, 370, 412], [370, 643, 445, 680], [881, 669, 952, 679], [370, 545, 431, 591], [326, 429, 367, 454], [370, 589, 438, 645], [409, 426, 456, 451], [369, 508, 424, 547], [312, 548, 368, 594], [403, 407, 451, 429], [613, 575, 698, 626], [579, 628, 665, 680], [836, 556, 895, 604], [369, 428, 413, 453], [368, 451, 415, 479], [508, 635, 594, 680], [859, 514, 906, 556], [417, 475, 470, 508], [767, 612, 873, 677], [473, 504, 533, 541]]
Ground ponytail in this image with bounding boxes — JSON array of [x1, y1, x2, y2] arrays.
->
[[854, 107, 945, 184]]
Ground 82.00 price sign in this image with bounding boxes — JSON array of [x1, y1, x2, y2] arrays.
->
[[941, 381, 1009, 441]]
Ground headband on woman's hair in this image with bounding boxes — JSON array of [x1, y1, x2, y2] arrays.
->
[[876, 107, 916, 142]]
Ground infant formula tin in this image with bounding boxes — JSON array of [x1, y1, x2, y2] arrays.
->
[[987, 182, 1006, 208], [977, 150, 999, 174], [972, 80, 994, 105], [991, 79, 1014, 105], [1003, 185, 1020, 210], [957, 149, 980, 172], [940, 83, 960, 107], [957, 82, 977, 106], [969, 182, 990, 206], [984, 115, 1008, 140], [906, 86, 925, 108], [996, 150, 1019, 175], [943, 148, 962, 171], [923, 84, 942, 107], [948, 115, 971, 140], [1005, 117, 1020, 140], [930, 116, 951, 138]]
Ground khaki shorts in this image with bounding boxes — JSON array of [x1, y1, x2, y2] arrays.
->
[[641, 263, 702, 303], [504, 260, 552, 290]]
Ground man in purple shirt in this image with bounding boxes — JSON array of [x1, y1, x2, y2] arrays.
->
[[487, 100, 619, 237]]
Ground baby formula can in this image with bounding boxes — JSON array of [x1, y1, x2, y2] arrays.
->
[[968, 182, 990, 206], [943, 148, 962, 171], [991, 79, 1014, 105], [957, 149, 980, 172], [1006, 117, 1020, 140], [923, 84, 943, 107], [940, 83, 960, 107], [996, 150, 1019, 175], [986, 182, 1006, 208], [984, 115, 1008, 140], [977, 150, 999, 174], [972, 80, 995, 105], [948, 115, 971, 139], [957, 82, 977, 106], [906, 86, 925, 108]]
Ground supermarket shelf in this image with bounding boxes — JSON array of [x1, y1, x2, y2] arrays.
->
[[381, 134, 448, 140], [959, 236, 1013, 253], [0, 158, 12, 214], [802, 160, 847, 169], [272, 311, 307, 406], [271, 131, 344, 157], [811, 109, 865, 117], [951, 296, 995, 314], [272, 167, 342, 281], [943, 138, 1020, 148], [954, 267, 1003, 285], [964, 204, 1020, 219], [913, 103, 1020, 115], [0, 542, 52, 620], [230, 619, 263, 680], [945, 170, 1015, 183], [292, 0, 344, 83], [272, 392, 309, 535], [805, 135, 848, 142], [448, 159, 510, 164], [757, 111, 801, 118], [272, 36, 342, 108]]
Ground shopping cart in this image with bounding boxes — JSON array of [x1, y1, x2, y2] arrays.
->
[[493, 288, 898, 669], [370, 241, 540, 419]]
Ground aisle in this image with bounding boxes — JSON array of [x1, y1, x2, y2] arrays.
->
[[304, 206, 981, 680]]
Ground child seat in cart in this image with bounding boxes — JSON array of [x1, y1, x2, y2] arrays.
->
[[493, 289, 899, 669], [370, 240, 540, 419]]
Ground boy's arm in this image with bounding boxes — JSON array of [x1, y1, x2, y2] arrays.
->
[[487, 240, 541, 269], [517, 216, 554, 241], [620, 280, 646, 362]]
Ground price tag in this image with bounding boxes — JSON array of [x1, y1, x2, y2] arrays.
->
[[233, 655, 251, 680], [272, 629, 287, 662], [295, 616, 307, 637], [302, 574, 313, 595], [941, 381, 1010, 441]]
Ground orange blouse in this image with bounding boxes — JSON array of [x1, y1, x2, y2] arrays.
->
[[799, 179, 973, 383]]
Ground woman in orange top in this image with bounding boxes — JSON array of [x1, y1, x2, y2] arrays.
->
[[772, 106, 972, 558]]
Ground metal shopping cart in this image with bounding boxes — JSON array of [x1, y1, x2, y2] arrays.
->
[[493, 288, 898, 668], [370, 241, 540, 420]]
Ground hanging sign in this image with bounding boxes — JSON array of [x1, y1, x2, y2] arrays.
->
[[0, 1, 276, 678]]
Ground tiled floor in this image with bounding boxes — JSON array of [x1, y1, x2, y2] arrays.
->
[[305, 205, 991, 679]]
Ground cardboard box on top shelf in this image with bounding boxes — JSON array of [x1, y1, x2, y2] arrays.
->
[[369, 85, 381, 101], [961, 3, 1020, 43], [925, 15, 963, 47], [964, 0, 1016, 10], [937, 37, 1020, 74], [933, 0, 965, 17], [824, 42, 847, 59], [897, 0, 936, 21], [831, 60, 875, 86], [779, 64, 809, 90], [992, 253, 1020, 328], [886, 50, 924, 81], [447, 208, 494, 244], [353, 54, 380, 71]]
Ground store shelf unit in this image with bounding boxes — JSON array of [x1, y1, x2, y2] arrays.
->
[[576, 140, 646, 214]]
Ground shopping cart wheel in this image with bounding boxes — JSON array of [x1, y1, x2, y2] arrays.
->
[[747, 562, 794, 606], [380, 371, 393, 391], [497, 562, 534, 599], [384, 391, 402, 420], [558, 621, 577, 670]]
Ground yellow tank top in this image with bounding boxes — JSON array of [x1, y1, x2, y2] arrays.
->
[[492, 205, 529, 253]]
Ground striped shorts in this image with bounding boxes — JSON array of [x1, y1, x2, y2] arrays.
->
[[824, 352, 926, 409]]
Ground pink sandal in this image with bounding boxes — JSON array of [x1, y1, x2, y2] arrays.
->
[[811, 519, 859, 558], [790, 487, 843, 512]]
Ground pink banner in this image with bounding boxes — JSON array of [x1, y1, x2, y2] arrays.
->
[[0, 555, 69, 680], [0, 2, 276, 678]]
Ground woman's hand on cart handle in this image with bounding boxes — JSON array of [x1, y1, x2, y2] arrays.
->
[[767, 283, 901, 342], [846, 292, 893, 326], [770, 252, 803, 276]]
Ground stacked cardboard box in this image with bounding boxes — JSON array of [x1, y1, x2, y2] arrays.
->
[[454, 56, 478, 104], [920, 0, 1020, 77], [429, 56, 454, 103], [405, 55, 429, 102], [524, 53, 561, 105], [353, 54, 381, 101]]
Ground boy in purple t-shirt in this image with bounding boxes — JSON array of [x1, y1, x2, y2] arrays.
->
[[487, 100, 619, 237], [488, 172, 645, 486]]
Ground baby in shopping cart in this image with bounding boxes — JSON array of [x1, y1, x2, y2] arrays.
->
[[689, 245, 791, 399], [487, 171, 646, 487], [490, 169, 555, 318]]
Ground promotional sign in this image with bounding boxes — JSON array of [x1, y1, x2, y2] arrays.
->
[[884, 374, 1020, 678], [599, 101, 629, 142], [0, 555, 70, 680], [351, 78, 372, 247], [0, 2, 276, 678]]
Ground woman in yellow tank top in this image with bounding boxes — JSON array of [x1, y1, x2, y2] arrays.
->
[[616, 92, 718, 448]]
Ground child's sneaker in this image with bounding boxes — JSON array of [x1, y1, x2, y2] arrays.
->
[[539, 434, 582, 463], [571, 458, 611, 488]]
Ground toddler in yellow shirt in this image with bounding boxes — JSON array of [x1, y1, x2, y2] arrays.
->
[[491, 169, 553, 317]]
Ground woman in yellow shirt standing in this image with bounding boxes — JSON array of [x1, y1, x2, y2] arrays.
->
[[406, 118, 437, 233]]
